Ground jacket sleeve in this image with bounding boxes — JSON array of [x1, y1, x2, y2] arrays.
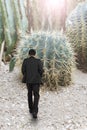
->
[[21, 59, 26, 75], [38, 59, 44, 77]]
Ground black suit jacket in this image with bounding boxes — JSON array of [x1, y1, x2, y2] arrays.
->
[[21, 56, 44, 84]]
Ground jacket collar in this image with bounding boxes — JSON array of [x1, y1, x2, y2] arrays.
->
[[29, 56, 35, 58]]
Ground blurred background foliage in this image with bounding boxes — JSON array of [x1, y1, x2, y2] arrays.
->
[[0, 0, 85, 47]]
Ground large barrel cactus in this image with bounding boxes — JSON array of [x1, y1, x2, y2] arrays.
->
[[15, 32, 75, 89], [66, 2, 87, 72]]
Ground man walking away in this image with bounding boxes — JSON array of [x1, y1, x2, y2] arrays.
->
[[22, 49, 44, 119]]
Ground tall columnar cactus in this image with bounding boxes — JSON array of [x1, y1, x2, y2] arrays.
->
[[0, 0, 28, 55], [66, 2, 87, 72], [0, 0, 17, 55], [0, 3, 4, 45], [15, 32, 75, 89], [12, 0, 28, 33]]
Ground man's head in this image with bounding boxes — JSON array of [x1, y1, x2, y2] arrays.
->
[[29, 49, 36, 56]]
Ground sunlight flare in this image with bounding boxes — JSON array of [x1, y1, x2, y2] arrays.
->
[[46, 0, 65, 8]]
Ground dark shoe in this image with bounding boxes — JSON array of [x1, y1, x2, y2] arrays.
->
[[29, 109, 33, 114], [33, 112, 37, 119]]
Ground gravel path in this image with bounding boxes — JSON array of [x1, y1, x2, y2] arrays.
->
[[0, 63, 87, 130]]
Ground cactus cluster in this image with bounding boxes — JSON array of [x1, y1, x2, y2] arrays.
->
[[16, 32, 75, 89], [66, 2, 87, 72]]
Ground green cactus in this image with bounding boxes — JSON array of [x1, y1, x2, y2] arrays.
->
[[66, 2, 87, 72], [0, 0, 28, 55], [0, 0, 17, 55], [15, 32, 75, 89], [0, 4, 4, 45], [11, 0, 28, 33]]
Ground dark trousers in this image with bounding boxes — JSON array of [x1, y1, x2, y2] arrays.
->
[[27, 83, 40, 114]]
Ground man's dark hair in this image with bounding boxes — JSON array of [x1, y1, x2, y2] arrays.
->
[[29, 49, 36, 56]]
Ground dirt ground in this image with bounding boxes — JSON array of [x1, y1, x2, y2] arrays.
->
[[0, 62, 87, 130]]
